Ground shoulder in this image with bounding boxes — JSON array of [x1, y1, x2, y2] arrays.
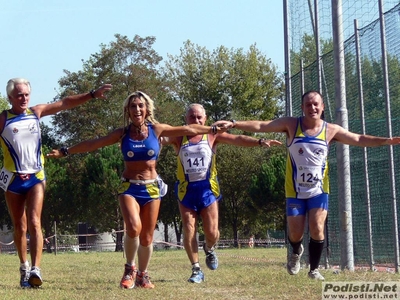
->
[[285, 116, 300, 133], [326, 122, 346, 142]]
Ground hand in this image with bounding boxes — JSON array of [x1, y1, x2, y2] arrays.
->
[[92, 84, 113, 99], [388, 137, 400, 145], [46, 149, 64, 158], [260, 139, 282, 148], [213, 120, 233, 129]]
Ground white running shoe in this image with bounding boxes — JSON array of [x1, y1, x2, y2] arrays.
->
[[308, 269, 325, 280], [28, 267, 43, 287], [287, 244, 304, 275]]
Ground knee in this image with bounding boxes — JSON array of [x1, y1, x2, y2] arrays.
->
[[183, 221, 196, 235], [309, 225, 325, 240], [125, 221, 141, 238], [13, 225, 27, 237], [13, 219, 27, 235], [204, 228, 219, 241], [126, 227, 141, 238], [140, 235, 153, 247]]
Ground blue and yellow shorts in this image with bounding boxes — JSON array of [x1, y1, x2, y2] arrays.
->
[[117, 177, 167, 206], [175, 179, 221, 212], [8, 169, 46, 195], [286, 193, 329, 217]]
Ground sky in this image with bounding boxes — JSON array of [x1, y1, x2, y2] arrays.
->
[[0, 0, 284, 122]]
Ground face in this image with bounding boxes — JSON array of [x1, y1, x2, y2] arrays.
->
[[9, 83, 30, 113], [301, 92, 324, 120], [127, 96, 147, 124], [185, 105, 206, 125]]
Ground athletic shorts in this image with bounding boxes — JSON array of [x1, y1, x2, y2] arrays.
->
[[117, 178, 166, 206], [175, 180, 221, 212], [7, 169, 46, 195], [286, 193, 329, 217]]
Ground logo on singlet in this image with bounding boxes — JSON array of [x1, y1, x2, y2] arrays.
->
[[314, 148, 324, 157], [147, 150, 155, 156], [28, 122, 39, 134], [127, 151, 134, 158]]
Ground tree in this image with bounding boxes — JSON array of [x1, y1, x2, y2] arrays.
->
[[52, 34, 165, 145], [0, 93, 10, 111], [0, 94, 11, 227], [42, 145, 83, 237], [162, 40, 283, 122], [161, 41, 285, 243], [43, 34, 167, 241], [216, 143, 284, 246], [80, 145, 125, 251], [290, 33, 333, 76], [154, 100, 186, 245], [248, 153, 286, 233]]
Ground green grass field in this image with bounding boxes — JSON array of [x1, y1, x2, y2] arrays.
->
[[1, 247, 398, 300]]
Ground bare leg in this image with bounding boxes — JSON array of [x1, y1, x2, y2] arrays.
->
[[200, 201, 219, 249], [25, 182, 45, 267], [179, 203, 199, 265], [5, 191, 28, 265]]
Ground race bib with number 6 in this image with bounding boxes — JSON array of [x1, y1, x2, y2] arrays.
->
[[0, 168, 13, 191]]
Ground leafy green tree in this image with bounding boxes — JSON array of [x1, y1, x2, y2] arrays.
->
[[44, 34, 167, 242], [42, 146, 82, 237], [0, 94, 11, 226], [80, 145, 124, 251], [155, 100, 186, 244], [52, 34, 164, 145], [217, 143, 278, 246], [290, 33, 333, 75], [161, 41, 285, 243], [0, 93, 10, 111], [248, 153, 286, 234], [162, 40, 283, 122]]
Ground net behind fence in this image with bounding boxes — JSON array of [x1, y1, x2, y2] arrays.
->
[[288, 1, 400, 268]]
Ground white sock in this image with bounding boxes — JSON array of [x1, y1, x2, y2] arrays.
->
[[138, 244, 153, 272], [20, 261, 29, 270], [124, 235, 139, 266], [192, 262, 200, 269]]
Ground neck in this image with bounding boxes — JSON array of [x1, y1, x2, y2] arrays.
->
[[132, 122, 145, 131], [10, 108, 25, 115], [131, 122, 147, 138]]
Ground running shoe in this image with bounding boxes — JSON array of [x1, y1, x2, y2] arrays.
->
[[188, 267, 205, 283], [28, 266, 43, 287], [135, 271, 155, 288], [287, 244, 304, 275], [308, 269, 325, 280], [203, 244, 218, 270], [19, 267, 30, 288], [120, 264, 137, 289]]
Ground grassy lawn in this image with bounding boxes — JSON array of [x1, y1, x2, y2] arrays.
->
[[0, 247, 398, 300]]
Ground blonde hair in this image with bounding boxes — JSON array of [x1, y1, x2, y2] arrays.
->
[[6, 78, 31, 103], [123, 91, 159, 128]]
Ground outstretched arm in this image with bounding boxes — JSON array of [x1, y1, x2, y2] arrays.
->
[[216, 132, 282, 148], [331, 123, 400, 146], [215, 117, 294, 134], [47, 128, 123, 158], [33, 84, 112, 118], [155, 121, 230, 138]]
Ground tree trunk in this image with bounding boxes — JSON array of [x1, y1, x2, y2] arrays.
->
[[115, 231, 124, 252]]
